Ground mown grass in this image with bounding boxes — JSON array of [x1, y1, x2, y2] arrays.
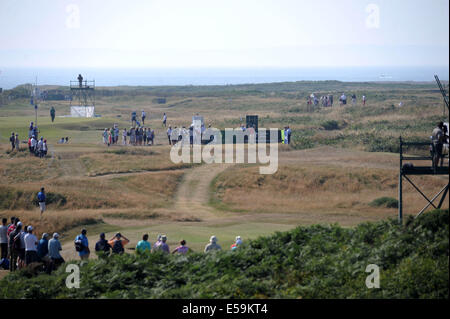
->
[[0, 209, 447, 299]]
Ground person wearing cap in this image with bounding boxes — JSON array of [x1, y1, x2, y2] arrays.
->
[[108, 233, 129, 254], [152, 234, 162, 252], [172, 239, 191, 255], [153, 235, 169, 254], [37, 188, 46, 216], [37, 233, 50, 263], [24, 226, 38, 266], [75, 229, 90, 260], [95, 233, 111, 257], [136, 234, 151, 255], [204, 236, 221, 253], [231, 236, 243, 251], [9, 222, 22, 271], [48, 233, 64, 269]]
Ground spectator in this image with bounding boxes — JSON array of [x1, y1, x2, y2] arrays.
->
[[339, 93, 347, 105], [13, 223, 26, 270], [167, 126, 172, 145], [75, 229, 90, 260], [351, 94, 356, 106], [7, 217, 16, 237], [15, 134, 19, 151], [24, 226, 38, 266], [172, 239, 191, 255], [9, 222, 22, 272], [37, 137, 44, 158], [141, 110, 146, 125], [432, 122, 445, 168], [103, 129, 108, 145], [154, 234, 169, 254], [30, 136, 37, 154], [37, 233, 50, 261], [9, 132, 15, 151], [136, 234, 151, 255], [108, 233, 129, 254], [48, 233, 64, 269], [37, 187, 46, 216], [152, 234, 162, 252], [50, 106, 56, 122], [362, 95, 366, 106], [204, 235, 221, 252], [163, 113, 167, 127], [131, 111, 137, 127], [42, 139, 48, 157], [150, 129, 155, 145], [287, 126, 292, 145], [114, 126, 119, 144], [231, 236, 243, 250], [0, 218, 8, 260], [122, 128, 127, 145], [95, 233, 111, 257]]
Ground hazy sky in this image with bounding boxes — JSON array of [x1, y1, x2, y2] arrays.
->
[[0, 0, 448, 68]]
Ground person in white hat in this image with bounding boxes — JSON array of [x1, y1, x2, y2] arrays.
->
[[204, 235, 222, 253], [24, 226, 38, 266]]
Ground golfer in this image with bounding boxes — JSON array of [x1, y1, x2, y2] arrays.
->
[[37, 187, 46, 215]]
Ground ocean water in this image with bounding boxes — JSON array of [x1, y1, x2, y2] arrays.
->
[[0, 66, 448, 89]]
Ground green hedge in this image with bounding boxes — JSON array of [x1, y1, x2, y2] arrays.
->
[[1, 209, 447, 299]]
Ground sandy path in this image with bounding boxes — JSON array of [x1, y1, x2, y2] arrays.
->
[[163, 163, 231, 221]]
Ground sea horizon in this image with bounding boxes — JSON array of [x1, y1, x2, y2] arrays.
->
[[0, 66, 448, 90]]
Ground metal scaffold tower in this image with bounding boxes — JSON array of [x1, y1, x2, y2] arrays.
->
[[398, 75, 449, 224], [70, 75, 95, 117]]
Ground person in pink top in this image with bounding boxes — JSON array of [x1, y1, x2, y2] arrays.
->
[[172, 239, 191, 255]]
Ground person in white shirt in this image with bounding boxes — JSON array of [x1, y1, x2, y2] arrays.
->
[[30, 136, 37, 154], [37, 137, 43, 157], [24, 226, 38, 266], [42, 139, 48, 157], [163, 113, 167, 127], [362, 95, 366, 106]]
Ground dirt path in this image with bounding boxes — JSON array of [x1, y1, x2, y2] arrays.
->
[[163, 163, 231, 221]]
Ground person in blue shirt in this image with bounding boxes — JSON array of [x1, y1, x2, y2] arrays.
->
[[48, 233, 64, 272], [136, 234, 151, 255], [37, 233, 49, 260], [37, 187, 46, 215], [75, 229, 90, 260]]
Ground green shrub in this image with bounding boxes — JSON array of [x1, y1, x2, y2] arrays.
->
[[369, 197, 399, 208], [322, 120, 340, 130], [1, 210, 447, 299]]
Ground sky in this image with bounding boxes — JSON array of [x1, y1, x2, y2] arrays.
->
[[0, 0, 448, 68]]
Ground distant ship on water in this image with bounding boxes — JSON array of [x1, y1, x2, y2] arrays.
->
[[379, 74, 393, 79]]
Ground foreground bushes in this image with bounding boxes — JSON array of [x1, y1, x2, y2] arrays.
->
[[1, 210, 448, 299]]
